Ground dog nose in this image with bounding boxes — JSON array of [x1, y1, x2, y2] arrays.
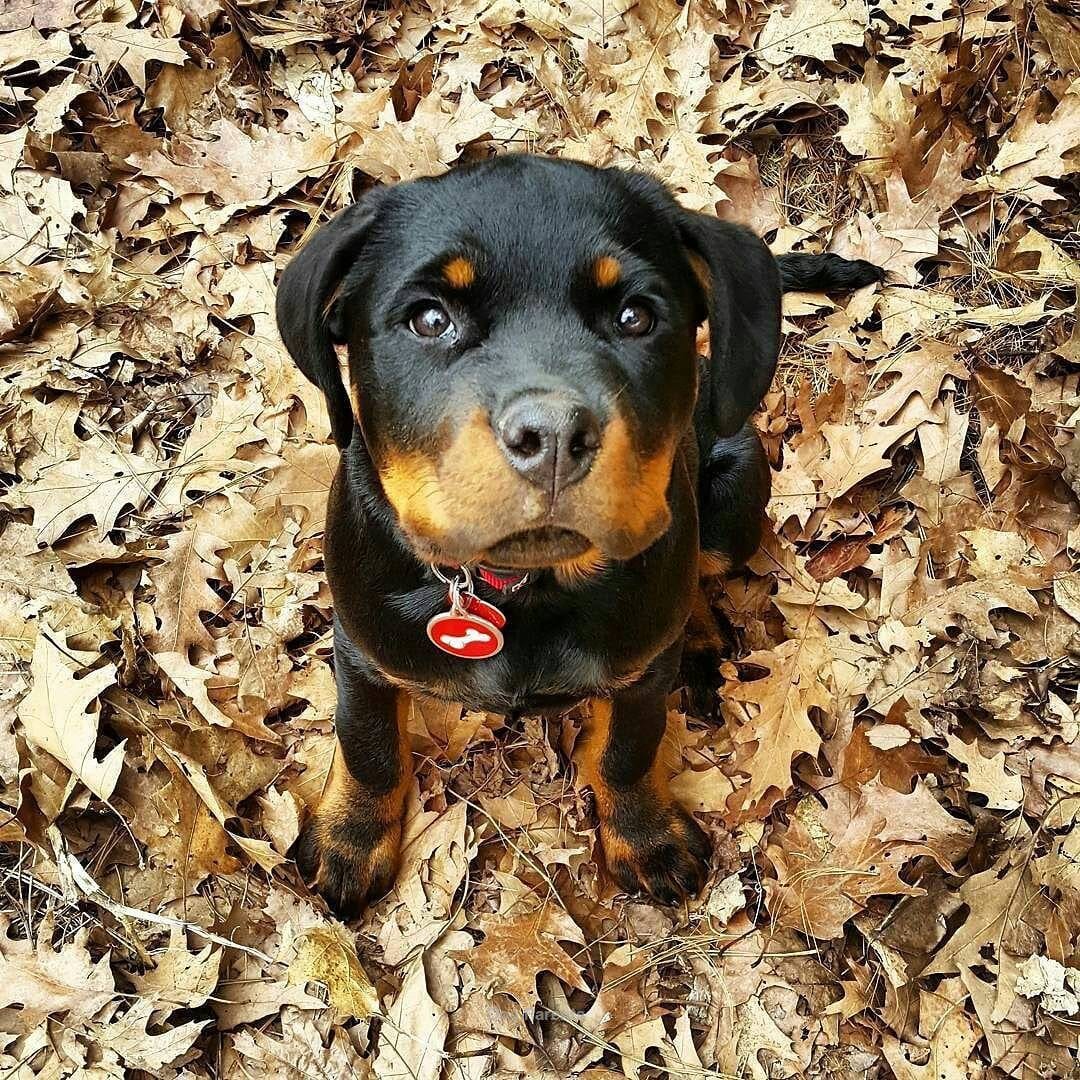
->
[[496, 394, 601, 494]]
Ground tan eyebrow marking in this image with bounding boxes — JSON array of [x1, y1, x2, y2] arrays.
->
[[593, 254, 622, 288], [442, 256, 475, 289]]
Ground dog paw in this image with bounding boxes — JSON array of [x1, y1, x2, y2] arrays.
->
[[294, 810, 402, 919], [600, 800, 711, 905]]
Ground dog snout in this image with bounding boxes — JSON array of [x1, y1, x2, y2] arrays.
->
[[496, 393, 602, 495]]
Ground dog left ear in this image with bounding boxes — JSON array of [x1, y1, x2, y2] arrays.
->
[[675, 211, 782, 438], [275, 190, 388, 448]]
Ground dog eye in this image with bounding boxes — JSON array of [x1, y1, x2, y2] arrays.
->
[[615, 302, 654, 337], [409, 304, 454, 338]]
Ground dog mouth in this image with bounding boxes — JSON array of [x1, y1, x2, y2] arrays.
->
[[480, 527, 593, 568]]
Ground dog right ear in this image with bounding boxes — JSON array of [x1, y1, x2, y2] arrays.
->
[[673, 210, 782, 439], [275, 191, 388, 448]]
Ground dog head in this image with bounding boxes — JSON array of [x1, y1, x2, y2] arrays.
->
[[276, 154, 780, 569]]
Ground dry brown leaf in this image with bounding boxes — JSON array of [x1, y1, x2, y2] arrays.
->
[[131, 931, 221, 1018], [835, 73, 916, 181], [231, 1008, 372, 1079], [766, 777, 973, 938], [757, 0, 868, 67], [154, 650, 277, 742], [945, 733, 1024, 811], [213, 958, 327, 1031], [814, 419, 914, 499], [14, 442, 156, 545], [722, 637, 831, 816], [0, 915, 114, 1032], [883, 980, 980, 1080], [591, 36, 678, 148], [375, 957, 449, 1080], [86, 997, 209, 1072], [18, 631, 125, 803], [129, 119, 335, 222], [257, 785, 304, 854], [455, 906, 589, 1014], [1054, 571, 1080, 624], [1035, 2, 1080, 74], [985, 88, 1080, 203], [902, 578, 1039, 641], [80, 19, 188, 90], [146, 526, 226, 657]]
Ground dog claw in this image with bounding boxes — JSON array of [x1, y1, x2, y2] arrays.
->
[[293, 814, 402, 919], [601, 802, 711, 905]]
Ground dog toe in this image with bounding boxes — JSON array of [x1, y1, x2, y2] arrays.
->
[[293, 814, 402, 919], [602, 802, 711, 905]]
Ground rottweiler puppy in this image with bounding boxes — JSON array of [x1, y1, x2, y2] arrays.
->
[[275, 153, 881, 915]]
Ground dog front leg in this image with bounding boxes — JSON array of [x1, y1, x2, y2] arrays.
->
[[295, 628, 412, 917], [579, 668, 711, 904]]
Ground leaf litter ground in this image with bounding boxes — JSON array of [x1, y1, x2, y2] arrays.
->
[[0, 0, 1078, 1077]]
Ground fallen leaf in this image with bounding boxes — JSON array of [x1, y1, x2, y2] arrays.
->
[[146, 526, 226, 657], [15, 442, 158, 545], [0, 915, 114, 1032], [454, 906, 589, 1014], [984, 88, 1080, 203], [131, 931, 221, 1019], [722, 637, 831, 816], [18, 631, 125, 803], [80, 18, 188, 90], [288, 925, 379, 1020], [375, 957, 449, 1080], [1014, 954, 1080, 1015], [766, 777, 974, 938], [757, 0, 868, 67]]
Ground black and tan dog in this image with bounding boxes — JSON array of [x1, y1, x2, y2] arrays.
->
[[275, 153, 881, 915]]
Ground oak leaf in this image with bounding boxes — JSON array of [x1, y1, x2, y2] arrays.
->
[[834, 74, 916, 182], [146, 526, 226, 657], [232, 1010, 372, 1080], [158, 383, 270, 509], [154, 650, 278, 742], [722, 637, 831, 816], [18, 632, 125, 803], [766, 778, 973, 938], [455, 906, 588, 1014], [814, 419, 913, 500], [859, 339, 972, 423], [0, 915, 114, 1032], [984, 88, 1080, 203], [1034, 2, 1080, 74], [757, 0, 868, 66], [882, 980, 979, 1080], [131, 931, 221, 1019], [1055, 572, 1080, 624], [375, 958, 448, 1080], [129, 119, 335, 219], [15, 442, 156, 545], [901, 578, 1039, 641], [591, 37, 678, 148], [88, 998, 209, 1072], [924, 856, 1042, 980], [80, 20, 188, 91], [288, 925, 378, 1020], [213, 959, 326, 1030]]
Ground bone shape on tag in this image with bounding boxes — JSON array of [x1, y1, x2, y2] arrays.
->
[[439, 626, 492, 649]]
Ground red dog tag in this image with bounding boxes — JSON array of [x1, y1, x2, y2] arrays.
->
[[427, 611, 504, 659]]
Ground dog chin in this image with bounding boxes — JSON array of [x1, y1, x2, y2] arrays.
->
[[405, 526, 593, 570], [402, 513, 671, 571], [480, 527, 593, 569]]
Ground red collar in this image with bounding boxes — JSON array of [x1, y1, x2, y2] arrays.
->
[[475, 565, 529, 592]]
